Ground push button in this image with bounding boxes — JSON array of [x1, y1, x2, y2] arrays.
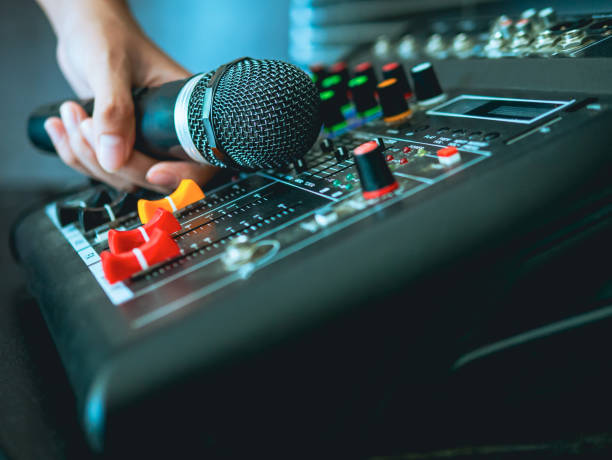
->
[[137, 179, 205, 224], [101, 228, 181, 284], [107, 209, 181, 254], [437, 146, 461, 166]]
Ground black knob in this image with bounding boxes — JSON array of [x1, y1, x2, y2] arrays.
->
[[377, 78, 411, 123], [349, 75, 379, 118], [410, 62, 445, 106], [334, 146, 349, 162], [321, 74, 350, 108], [319, 89, 346, 132], [320, 138, 334, 153], [381, 62, 412, 97], [329, 61, 350, 92], [353, 140, 398, 199], [353, 61, 378, 88], [309, 63, 328, 90]]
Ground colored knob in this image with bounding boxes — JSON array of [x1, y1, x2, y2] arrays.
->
[[319, 90, 346, 132], [377, 78, 412, 123], [101, 228, 181, 284], [321, 74, 350, 107], [107, 208, 181, 254], [353, 140, 399, 199], [137, 179, 205, 224], [353, 61, 378, 88], [381, 62, 412, 98], [309, 63, 328, 89], [329, 61, 350, 91], [349, 75, 380, 118], [410, 62, 445, 106], [538, 7, 557, 29]]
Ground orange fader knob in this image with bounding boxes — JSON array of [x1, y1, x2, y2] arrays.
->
[[107, 209, 181, 254], [137, 179, 205, 224], [101, 228, 181, 284]]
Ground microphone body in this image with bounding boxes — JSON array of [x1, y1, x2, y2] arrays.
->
[[27, 59, 321, 170]]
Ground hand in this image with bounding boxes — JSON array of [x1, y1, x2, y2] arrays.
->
[[38, 0, 218, 193]]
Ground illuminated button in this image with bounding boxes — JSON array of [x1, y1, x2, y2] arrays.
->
[[437, 146, 461, 166], [382, 62, 412, 98], [319, 90, 346, 132], [349, 75, 380, 118], [137, 179, 205, 224], [377, 78, 411, 123], [353, 141, 399, 199], [386, 154, 394, 161], [108, 208, 181, 254], [402, 146, 411, 153], [101, 228, 181, 284], [345, 173, 355, 181], [410, 62, 446, 106], [400, 158, 408, 164]]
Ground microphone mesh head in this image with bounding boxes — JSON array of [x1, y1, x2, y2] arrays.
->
[[187, 59, 321, 170]]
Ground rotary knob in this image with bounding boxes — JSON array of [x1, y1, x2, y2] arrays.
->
[[353, 61, 378, 88], [349, 75, 380, 118], [410, 62, 446, 107], [319, 89, 347, 132], [353, 140, 398, 199], [381, 62, 412, 98], [377, 78, 412, 124]]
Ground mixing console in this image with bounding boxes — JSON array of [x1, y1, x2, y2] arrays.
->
[[13, 4, 612, 457]]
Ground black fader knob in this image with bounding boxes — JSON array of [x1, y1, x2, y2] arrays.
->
[[381, 62, 412, 98], [319, 89, 346, 132], [377, 78, 412, 123], [353, 140, 399, 199], [353, 61, 378, 89], [349, 75, 380, 118], [410, 62, 446, 106]]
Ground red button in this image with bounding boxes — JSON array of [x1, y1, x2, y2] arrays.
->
[[400, 158, 408, 164], [101, 228, 181, 284], [108, 209, 181, 254], [437, 146, 459, 157], [402, 146, 411, 153], [386, 154, 394, 161]]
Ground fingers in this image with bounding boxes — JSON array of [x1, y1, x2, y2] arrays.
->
[[89, 62, 135, 173], [146, 161, 219, 193], [43, 117, 89, 177]]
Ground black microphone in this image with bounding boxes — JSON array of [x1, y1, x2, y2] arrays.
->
[[27, 58, 322, 170]]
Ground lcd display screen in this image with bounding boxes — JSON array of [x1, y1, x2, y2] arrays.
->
[[427, 95, 574, 124]]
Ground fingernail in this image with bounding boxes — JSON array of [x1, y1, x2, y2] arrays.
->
[[44, 119, 61, 145], [80, 119, 94, 145], [59, 103, 78, 130], [146, 170, 178, 189], [98, 134, 125, 172]]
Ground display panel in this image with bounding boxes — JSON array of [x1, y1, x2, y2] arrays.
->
[[427, 95, 575, 124]]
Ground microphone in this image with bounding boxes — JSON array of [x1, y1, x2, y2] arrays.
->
[[27, 58, 322, 170]]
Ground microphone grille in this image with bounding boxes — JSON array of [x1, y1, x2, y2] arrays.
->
[[187, 59, 321, 170]]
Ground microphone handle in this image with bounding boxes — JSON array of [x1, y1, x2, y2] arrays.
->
[[27, 78, 192, 161]]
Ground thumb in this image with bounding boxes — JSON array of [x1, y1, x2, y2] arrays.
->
[[91, 64, 135, 173]]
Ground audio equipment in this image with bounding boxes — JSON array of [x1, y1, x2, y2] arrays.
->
[[27, 58, 321, 170], [14, 5, 612, 457]]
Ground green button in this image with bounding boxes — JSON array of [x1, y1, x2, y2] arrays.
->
[[346, 173, 355, 181], [345, 183, 353, 190], [333, 179, 342, 187]]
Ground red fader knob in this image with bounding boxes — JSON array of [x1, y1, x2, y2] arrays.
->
[[107, 209, 181, 254], [101, 228, 181, 284]]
